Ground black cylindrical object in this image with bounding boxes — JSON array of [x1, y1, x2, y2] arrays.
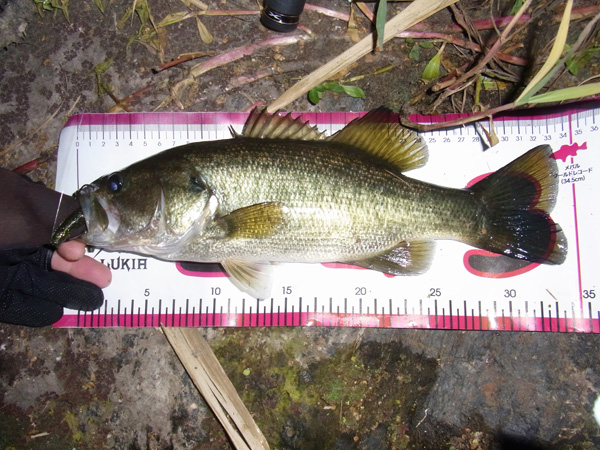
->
[[260, 0, 306, 32]]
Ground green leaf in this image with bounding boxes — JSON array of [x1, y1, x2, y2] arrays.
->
[[419, 40, 434, 49], [421, 43, 445, 82], [526, 82, 600, 104], [510, 0, 524, 15], [93, 58, 114, 75], [566, 46, 600, 76], [308, 87, 324, 104], [321, 82, 346, 93], [340, 85, 365, 98], [307, 83, 365, 105], [375, 0, 387, 51], [409, 44, 420, 62]]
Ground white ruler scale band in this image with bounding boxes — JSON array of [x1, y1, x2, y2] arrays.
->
[[54, 103, 599, 332]]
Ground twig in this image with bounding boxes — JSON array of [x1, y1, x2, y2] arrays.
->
[[268, 0, 459, 112], [304, 3, 349, 21], [104, 85, 155, 113], [154, 51, 215, 72], [400, 101, 516, 131], [163, 327, 270, 450], [227, 68, 276, 90], [397, 31, 527, 66], [29, 432, 50, 439]]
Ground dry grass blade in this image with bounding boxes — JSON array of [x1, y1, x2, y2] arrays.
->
[[515, 0, 573, 104], [267, 0, 459, 112], [162, 327, 270, 450], [190, 34, 309, 78], [526, 82, 600, 103]]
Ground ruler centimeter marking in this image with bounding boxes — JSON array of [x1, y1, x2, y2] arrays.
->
[[53, 105, 600, 331]]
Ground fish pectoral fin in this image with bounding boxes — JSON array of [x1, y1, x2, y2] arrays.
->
[[217, 202, 287, 239], [221, 258, 273, 299], [348, 240, 435, 275]]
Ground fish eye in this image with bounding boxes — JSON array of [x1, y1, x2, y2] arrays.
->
[[107, 172, 124, 193], [190, 175, 206, 192]]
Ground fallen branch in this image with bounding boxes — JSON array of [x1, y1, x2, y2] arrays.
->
[[163, 327, 270, 450]]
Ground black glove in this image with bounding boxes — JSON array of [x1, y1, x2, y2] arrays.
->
[[0, 247, 103, 327], [0, 167, 104, 327]]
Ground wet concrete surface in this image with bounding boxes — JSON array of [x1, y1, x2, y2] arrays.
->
[[1, 0, 600, 448]]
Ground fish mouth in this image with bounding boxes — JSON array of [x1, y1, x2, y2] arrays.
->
[[77, 184, 119, 244]]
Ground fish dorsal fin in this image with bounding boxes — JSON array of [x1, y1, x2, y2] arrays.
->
[[241, 108, 326, 141], [327, 108, 428, 172]]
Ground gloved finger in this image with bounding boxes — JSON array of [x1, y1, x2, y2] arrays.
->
[[0, 290, 64, 327], [7, 254, 104, 311], [0, 246, 53, 266]]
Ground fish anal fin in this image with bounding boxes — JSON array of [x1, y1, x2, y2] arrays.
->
[[241, 108, 326, 141], [327, 107, 428, 172], [222, 258, 273, 299], [348, 240, 435, 275], [217, 202, 287, 239]]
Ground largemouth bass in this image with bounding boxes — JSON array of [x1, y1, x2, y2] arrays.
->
[[53, 108, 567, 297]]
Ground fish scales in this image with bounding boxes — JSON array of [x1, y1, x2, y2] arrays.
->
[[171, 138, 481, 262]]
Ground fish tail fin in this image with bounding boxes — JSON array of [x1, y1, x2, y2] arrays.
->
[[469, 145, 567, 265]]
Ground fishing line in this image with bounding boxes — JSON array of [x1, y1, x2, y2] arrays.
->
[[51, 192, 64, 238]]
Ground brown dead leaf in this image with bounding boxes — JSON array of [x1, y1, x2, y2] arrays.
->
[[196, 16, 214, 44]]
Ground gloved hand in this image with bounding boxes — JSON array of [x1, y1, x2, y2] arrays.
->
[[0, 167, 111, 327]]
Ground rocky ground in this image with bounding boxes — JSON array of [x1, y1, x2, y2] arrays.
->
[[1, 0, 600, 448]]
